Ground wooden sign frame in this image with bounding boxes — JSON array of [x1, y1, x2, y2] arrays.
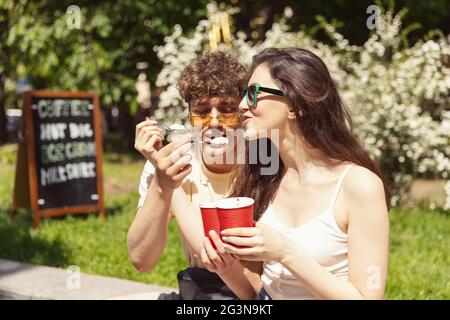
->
[[12, 90, 105, 229]]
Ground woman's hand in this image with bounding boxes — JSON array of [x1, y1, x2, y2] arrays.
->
[[221, 221, 291, 263], [134, 118, 164, 165], [200, 230, 239, 276]]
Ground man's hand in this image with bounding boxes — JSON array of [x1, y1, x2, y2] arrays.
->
[[134, 118, 164, 165], [200, 230, 239, 276], [154, 134, 193, 191]]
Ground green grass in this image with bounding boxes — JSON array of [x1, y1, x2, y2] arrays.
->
[[0, 144, 187, 288], [0, 143, 449, 298], [386, 207, 449, 299]]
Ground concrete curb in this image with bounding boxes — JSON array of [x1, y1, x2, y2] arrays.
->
[[0, 259, 177, 300]]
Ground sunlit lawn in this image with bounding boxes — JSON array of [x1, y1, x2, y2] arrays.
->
[[0, 143, 448, 298]]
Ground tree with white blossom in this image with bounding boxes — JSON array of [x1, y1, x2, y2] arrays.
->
[[154, 2, 450, 208]]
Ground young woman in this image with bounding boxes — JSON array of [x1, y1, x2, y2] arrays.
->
[[200, 47, 390, 300]]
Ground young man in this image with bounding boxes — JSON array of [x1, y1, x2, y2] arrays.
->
[[127, 52, 258, 299]]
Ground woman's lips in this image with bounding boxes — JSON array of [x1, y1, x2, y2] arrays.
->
[[242, 116, 253, 125]]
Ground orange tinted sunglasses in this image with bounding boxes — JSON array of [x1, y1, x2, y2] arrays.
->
[[189, 112, 241, 128]]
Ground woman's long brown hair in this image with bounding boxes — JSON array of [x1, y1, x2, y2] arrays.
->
[[229, 47, 389, 220]]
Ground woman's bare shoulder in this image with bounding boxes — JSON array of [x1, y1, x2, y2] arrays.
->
[[341, 164, 389, 233], [342, 164, 385, 202]]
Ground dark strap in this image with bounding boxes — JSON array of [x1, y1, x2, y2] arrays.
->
[[176, 267, 238, 300], [255, 288, 272, 300]]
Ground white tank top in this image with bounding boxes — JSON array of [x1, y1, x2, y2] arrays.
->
[[260, 165, 352, 300]]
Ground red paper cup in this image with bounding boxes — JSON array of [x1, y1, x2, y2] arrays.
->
[[216, 197, 254, 232], [199, 202, 220, 245]]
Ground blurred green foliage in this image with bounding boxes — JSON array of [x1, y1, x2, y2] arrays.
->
[[227, 0, 449, 45], [0, 0, 210, 146], [1, 0, 209, 101]]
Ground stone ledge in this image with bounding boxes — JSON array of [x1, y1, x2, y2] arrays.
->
[[0, 258, 177, 300]]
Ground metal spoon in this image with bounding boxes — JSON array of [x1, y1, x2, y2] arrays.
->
[[146, 118, 220, 145]]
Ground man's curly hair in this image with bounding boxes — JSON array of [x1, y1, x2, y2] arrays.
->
[[177, 51, 247, 103]]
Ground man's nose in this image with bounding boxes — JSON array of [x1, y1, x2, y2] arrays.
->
[[209, 108, 221, 128]]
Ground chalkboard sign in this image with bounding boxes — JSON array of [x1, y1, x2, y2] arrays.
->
[[12, 91, 105, 228]]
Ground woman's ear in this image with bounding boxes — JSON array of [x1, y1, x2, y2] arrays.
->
[[287, 109, 296, 120], [288, 109, 302, 119]]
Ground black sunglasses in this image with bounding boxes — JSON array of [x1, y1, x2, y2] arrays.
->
[[245, 84, 285, 109]]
